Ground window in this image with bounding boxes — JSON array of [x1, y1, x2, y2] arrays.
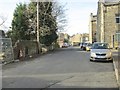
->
[[116, 14, 120, 23], [92, 43, 109, 49], [115, 33, 120, 42]]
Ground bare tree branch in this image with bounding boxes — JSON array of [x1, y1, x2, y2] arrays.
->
[[52, 2, 68, 31], [0, 15, 7, 26]]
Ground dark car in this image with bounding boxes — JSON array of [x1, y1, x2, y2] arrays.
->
[[80, 43, 89, 50], [82, 43, 88, 50], [80, 43, 84, 49]]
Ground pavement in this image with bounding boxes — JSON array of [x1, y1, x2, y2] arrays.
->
[[112, 49, 119, 89], [2, 47, 119, 89]]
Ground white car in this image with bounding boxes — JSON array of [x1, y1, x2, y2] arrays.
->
[[90, 42, 113, 61], [62, 43, 69, 48]]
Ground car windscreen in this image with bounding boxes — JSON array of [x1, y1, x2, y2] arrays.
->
[[83, 43, 87, 45], [87, 43, 92, 46], [92, 43, 109, 49]]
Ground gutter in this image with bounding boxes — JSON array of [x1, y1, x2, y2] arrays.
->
[[112, 49, 120, 90]]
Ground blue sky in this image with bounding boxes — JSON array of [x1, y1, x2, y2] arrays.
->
[[0, 0, 98, 36], [65, 1, 97, 35]]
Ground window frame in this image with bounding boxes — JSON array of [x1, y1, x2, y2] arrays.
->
[[115, 14, 120, 24]]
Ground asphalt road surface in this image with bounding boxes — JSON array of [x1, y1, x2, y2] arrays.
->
[[2, 47, 119, 89]]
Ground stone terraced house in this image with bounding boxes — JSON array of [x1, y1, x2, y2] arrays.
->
[[89, 13, 97, 43], [97, 0, 120, 48]]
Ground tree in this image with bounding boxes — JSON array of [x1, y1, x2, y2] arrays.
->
[[39, 2, 58, 46], [11, 3, 30, 42], [0, 15, 7, 31], [29, 2, 67, 46], [64, 39, 69, 43], [27, 2, 37, 40], [8, 1, 67, 46], [52, 2, 67, 32]]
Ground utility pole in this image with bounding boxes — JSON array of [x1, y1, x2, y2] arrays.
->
[[37, 1, 40, 53]]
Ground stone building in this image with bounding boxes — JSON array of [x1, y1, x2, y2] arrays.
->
[[57, 33, 70, 47], [97, 0, 120, 48], [69, 33, 89, 46], [89, 13, 97, 43], [81, 33, 89, 43], [69, 33, 82, 46], [64, 33, 70, 41]]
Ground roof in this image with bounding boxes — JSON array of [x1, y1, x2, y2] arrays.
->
[[92, 15, 97, 21], [104, 0, 120, 2], [99, 0, 120, 5]]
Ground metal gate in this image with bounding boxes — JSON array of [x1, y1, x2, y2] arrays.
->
[[0, 38, 14, 64]]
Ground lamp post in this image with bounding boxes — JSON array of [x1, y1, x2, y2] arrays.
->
[[37, 0, 41, 54]]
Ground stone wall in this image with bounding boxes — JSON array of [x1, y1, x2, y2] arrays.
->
[[13, 40, 39, 60], [108, 3, 120, 85], [104, 4, 118, 48], [118, 2, 120, 85], [13, 40, 58, 60], [118, 48, 120, 84], [91, 19, 97, 43], [0, 38, 14, 63], [89, 13, 97, 43], [97, 1, 120, 48], [97, 1, 104, 42]]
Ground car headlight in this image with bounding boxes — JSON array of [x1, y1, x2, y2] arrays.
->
[[91, 52, 96, 57], [106, 52, 112, 57], [0, 52, 5, 60]]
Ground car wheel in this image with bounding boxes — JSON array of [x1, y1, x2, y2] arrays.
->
[[110, 58, 113, 62], [90, 59, 93, 62], [83, 47, 85, 50], [87, 50, 90, 52], [86, 48, 89, 51]]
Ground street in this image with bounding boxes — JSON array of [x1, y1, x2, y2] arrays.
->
[[2, 47, 118, 89]]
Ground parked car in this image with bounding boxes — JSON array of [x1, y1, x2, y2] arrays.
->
[[85, 43, 92, 51], [0, 52, 5, 61], [62, 43, 69, 48], [80, 43, 84, 49], [90, 42, 113, 61], [82, 43, 88, 50]]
